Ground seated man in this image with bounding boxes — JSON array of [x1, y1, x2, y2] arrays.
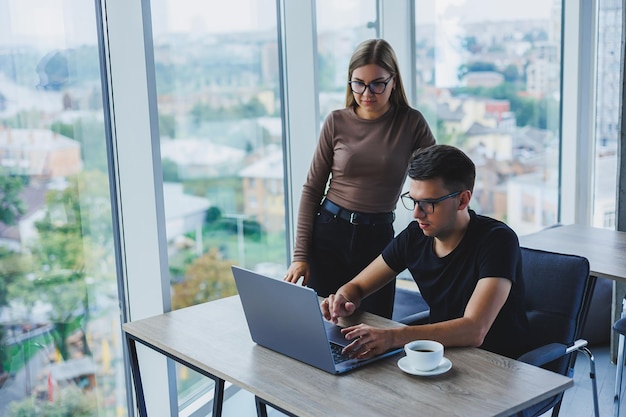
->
[[322, 144, 530, 359]]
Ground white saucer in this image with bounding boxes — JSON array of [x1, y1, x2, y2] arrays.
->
[[397, 356, 452, 376]]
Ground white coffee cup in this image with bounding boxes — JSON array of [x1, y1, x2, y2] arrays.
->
[[404, 340, 444, 371]]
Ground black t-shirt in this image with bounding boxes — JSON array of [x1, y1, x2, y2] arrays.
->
[[382, 210, 530, 358]]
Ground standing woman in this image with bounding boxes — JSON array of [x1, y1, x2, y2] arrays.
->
[[284, 39, 435, 318]]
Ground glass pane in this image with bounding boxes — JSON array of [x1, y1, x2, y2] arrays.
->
[[415, 1, 562, 234], [593, 0, 622, 229], [149, 0, 284, 411], [0, 1, 125, 415], [316, 0, 378, 120]]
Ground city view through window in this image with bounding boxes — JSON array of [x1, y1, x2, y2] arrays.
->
[[149, 0, 286, 408], [0, 0, 622, 415], [411, 1, 565, 234], [0, 0, 124, 415]]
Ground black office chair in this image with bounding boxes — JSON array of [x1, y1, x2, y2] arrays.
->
[[392, 285, 430, 325], [516, 247, 599, 417], [391, 248, 600, 417]]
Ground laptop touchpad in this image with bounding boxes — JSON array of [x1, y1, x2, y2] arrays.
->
[[324, 320, 349, 347]]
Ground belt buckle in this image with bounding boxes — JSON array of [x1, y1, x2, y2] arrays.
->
[[349, 212, 359, 225]]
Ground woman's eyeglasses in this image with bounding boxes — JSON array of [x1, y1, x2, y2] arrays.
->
[[348, 76, 393, 94]]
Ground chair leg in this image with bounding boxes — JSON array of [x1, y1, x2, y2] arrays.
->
[[579, 347, 599, 417], [615, 333, 626, 417]]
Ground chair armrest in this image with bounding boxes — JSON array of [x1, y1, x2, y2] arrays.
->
[[517, 343, 567, 367], [398, 310, 430, 325]]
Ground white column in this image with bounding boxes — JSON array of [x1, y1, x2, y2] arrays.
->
[[100, 0, 173, 414], [561, 0, 597, 225], [279, 0, 320, 257], [379, 0, 415, 105]]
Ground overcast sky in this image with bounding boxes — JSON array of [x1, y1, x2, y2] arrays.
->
[[165, 0, 553, 33], [0, 0, 555, 46]]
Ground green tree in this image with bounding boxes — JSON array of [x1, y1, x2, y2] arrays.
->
[[49, 120, 74, 139], [452, 83, 558, 131], [159, 113, 176, 138], [0, 173, 26, 225], [190, 97, 268, 125], [190, 102, 215, 124], [50, 118, 108, 173], [171, 248, 237, 309], [205, 206, 222, 223], [502, 64, 521, 83], [162, 158, 180, 182], [522, 29, 548, 45], [0, 248, 27, 377], [461, 36, 480, 53], [20, 171, 114, 360], [238, 97, 267, 119], [457, 61, 497, 81], [318, 52, 340, 92], [34, 271, 89, 360], [0, 171, 26, 375], [435, 119, 460, 146], [2, 110, 44, 130], [7, 385, 97, 417], [154, 61, 176, 94]]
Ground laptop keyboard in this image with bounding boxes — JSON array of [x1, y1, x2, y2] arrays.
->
[[330, 342, 350, 364]]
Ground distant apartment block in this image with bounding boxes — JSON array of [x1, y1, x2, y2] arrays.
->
[[507, 169, 559, 235], [0, 182, 47, 250], [461, 71, 504, 88], [239, 148, 284, 233], [526, 58, 559, 97], [160, 138, 246, 179], [163, 182, 211, 239], [438, 95, 516, 155], [0, 127, 81, 178]]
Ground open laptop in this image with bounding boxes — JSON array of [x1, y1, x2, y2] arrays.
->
[[231, 266, 402, 374]]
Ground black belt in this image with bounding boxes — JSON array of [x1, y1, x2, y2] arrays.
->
[[320, 199, 395, 225]]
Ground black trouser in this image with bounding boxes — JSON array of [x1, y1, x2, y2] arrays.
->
[[308, 202, 396, 318]]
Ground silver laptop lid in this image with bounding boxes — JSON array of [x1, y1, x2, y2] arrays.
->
[[232, 265, 339, 373], [231, 266, 402, 374]]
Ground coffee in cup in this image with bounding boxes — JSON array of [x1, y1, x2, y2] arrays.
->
[[404, 340, 444, 371]]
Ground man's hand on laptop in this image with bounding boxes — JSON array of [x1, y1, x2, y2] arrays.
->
[[321, 293, 357, 324], [341, 324, 392, 360]]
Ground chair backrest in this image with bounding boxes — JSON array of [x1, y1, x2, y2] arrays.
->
[[521, 247, 595, 375], [392, 286, 430, 325]]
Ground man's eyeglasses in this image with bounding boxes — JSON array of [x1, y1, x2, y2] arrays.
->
[[348, 76, 393, 94], [400, 191, 462, 214]]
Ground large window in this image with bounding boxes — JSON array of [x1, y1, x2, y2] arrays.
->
[[148, 0, 284, 412], [1, 1, 623, 415], [415, 0, 562, 235], [0, 0, 125, 415], [316, 0, 378, 120], [592, 0, 622, 229]]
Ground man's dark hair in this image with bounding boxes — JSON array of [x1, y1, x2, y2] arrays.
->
[[408, 145, 475, 193]]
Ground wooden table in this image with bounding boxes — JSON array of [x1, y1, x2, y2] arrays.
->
[[519, 224, 626, 360], [123, 296, 572, 417], [519, 224, 626, 282]]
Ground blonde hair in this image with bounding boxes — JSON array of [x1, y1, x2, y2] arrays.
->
[[345, 39, 410, 109]]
